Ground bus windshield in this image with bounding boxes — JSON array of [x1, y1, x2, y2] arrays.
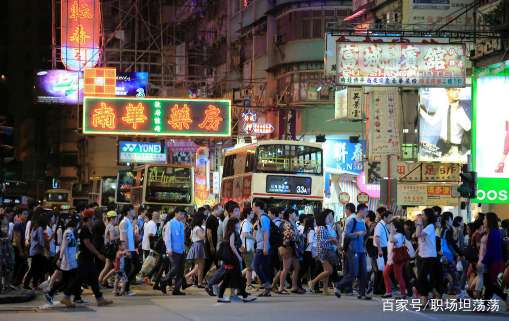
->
[[256, 144, 322, 175]]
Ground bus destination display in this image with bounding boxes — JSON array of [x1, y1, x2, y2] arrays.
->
[[266, 175, 312, 195]]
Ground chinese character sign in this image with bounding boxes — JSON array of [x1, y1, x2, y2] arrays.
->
[[324, 139, 365, 175], [367, 88, 401, 159], [61, 0, 102, 71], [336, 42, 466, 87], [83, 97, 231, 137]]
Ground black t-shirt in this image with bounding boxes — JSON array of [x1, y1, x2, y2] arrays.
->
[[205, 215, 219, 248], [78, 226, 95, 263], [92, 220, 106, 253]]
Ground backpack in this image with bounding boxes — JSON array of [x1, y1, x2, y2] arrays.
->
[[262, 214, 283, 249]]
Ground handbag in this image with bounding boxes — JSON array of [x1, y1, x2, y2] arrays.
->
[[393, 246, 410, 264], [217, 240, 236, 264]]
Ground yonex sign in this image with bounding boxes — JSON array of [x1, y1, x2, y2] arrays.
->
[[119, 141, 166, 164]]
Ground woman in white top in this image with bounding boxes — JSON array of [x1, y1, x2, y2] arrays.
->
[[415, 208, 439, 299], [299, 215, 318, 292], [99, 210, 120, 286], [382, 219, 408, 298], [240, 208, 256, 288], [186, 209, 207, 287]]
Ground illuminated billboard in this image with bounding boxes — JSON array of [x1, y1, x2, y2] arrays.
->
[[61, 0, 102, 71], [336, 42, 466, 87], [473, 61, 509, 203], [118, 141, 166, 164], [116, 72, 148, 96], [418, 87, 471, 163], [83, 96, 231, 137], [35, 70, 83, 104]]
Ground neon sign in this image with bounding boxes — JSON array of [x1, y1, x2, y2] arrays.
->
[[240, 111, 274, 135], [83, 96, 231, 137], [61, 0, 102, 71]]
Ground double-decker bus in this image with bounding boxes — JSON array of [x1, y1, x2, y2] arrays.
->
[[221, 140, 323, 214], [131, 164, 194, 210]]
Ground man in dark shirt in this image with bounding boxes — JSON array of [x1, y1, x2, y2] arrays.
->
[[12, 211, 28, 286], [203, 204, 222, 276], [73, 209, 112, 307], [92, 209, 106, 273]]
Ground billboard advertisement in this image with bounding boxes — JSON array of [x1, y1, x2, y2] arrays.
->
[[35, 70, 83, 104], [116, 72, 148, 97], [418, 87, 471, 163], [473, 61, 509, 203], [83, 96, 231, 137], [118, 141, 166, 164], [116, 170, 135, 204], [336, 42, 466, 87]]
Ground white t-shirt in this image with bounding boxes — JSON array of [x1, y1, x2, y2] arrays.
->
[[241, 220, 255, 252], [374, 221, 389, 248], [387, 233, 405, 265], [418, 224, 437, 258], [306, 229, 318, 257], [191, 226, 205, 243], [46, 226, 56, 256], [142, 220, 157, 251]]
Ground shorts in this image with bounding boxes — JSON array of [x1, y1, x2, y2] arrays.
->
[[243, 251, 254, 269]]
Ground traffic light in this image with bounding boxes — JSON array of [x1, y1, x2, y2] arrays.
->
[[458, 171, 477, 199]]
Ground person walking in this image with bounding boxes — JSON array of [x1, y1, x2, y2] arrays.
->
[[240, 207, 256, 289], [216, 217, 256, 303], [253, 200, 272, 297], [373, 208, 392, 294], [204, 204, 222, 276], [277, 209, 304, 294], [481, 212, 509, 310], [382, 219, 408, 299], [161, 208, 188, 295], [76, 209, 113, 306], [415, 208, 439, 302], [186, 209, 207, 287], [119, 205, 137, 296], [99, 210, 120, 287], [339, 203, 356, 294], [23, 215, 47, 289], [337, 204, 370, 300]]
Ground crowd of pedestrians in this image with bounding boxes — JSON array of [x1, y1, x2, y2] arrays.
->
[[0, 201, 508, 310]]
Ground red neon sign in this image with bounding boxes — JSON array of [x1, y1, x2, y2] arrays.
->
[[61, 0, 102, 71]]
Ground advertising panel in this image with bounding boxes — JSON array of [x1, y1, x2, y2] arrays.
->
[[324, 139, 364, 175], [83, 96, 231, 137], [473, 61, 509, 203], [61, 0, 102, 71], [403, 0, 474, 29], [101, 176, 117, 207], [116, 72, 149, 97], [334, 88, 364, 120], [397, 183, 458, 206], [397, 162, 461, 182], [116, 170, 135, 204], [118, 141, 166, 164], [336, 42, 466, 87], [35, 70, 83, 104], [367, 88, 400, 159], [418, 87, 471, 163], [266, 176, 312, 195], [145, 166, 193, 205]]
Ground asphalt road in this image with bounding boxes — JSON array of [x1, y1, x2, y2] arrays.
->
[[0, 286, 508, 321]]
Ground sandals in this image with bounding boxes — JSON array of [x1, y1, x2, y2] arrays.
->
[[276, 289, 290, 295], [258, 290, 272, 297], [291, 288, 306, 294]]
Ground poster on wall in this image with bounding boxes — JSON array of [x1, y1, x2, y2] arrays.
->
[[473, 61, 509, 204], [336, 42, 466, 87], [418, 87, 471, 163], [367, 88, 400, 159], [397, 183, 458, 206]]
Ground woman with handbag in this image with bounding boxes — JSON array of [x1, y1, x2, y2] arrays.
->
[[99, 210, 120, 287], [382, 219, 408, 298]]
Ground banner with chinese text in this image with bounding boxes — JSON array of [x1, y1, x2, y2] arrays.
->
[[367, 88, 400, 159], [397, 162, 461, 182], [397, 183, 459, 206], [336, 42, 466, 87], [83, 96, 231, 137]]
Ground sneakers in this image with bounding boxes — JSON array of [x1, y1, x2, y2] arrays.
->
[[97, 298, 113, 306], [44, 293, 54, 305], [334, 290, 342, 298], [205, 287, 215, 297], [73, 298, 89, 304], [357, 295, 372, 300], [126, 291, 136, 296], [60, 297, 75, 308], [217, 297, 231, 303], [242, 296, 257, 303], [172, 290, 186, 296], [381, 294, 393, 299]]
